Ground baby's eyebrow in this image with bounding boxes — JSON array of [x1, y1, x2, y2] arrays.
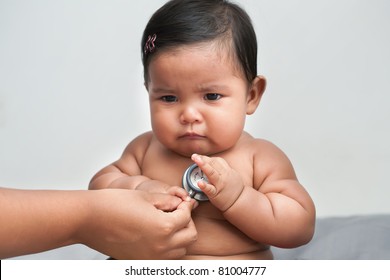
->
[[198, 84, 228, 92], [150, 87, 175, 94], [150, 84, 229, 95]]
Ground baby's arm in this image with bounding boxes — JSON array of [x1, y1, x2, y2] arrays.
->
[[192, 141, 315, 248], [89, 132, 152, 190], [89, 132, 189, 200]]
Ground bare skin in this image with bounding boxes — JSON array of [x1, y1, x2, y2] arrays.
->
[[0, 187, 197, 259], [90, 43, 315, 259], [90, 132, 315, 259]]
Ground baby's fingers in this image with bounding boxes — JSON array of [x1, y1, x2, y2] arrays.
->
[[197, 180, 217, 198], [191, 154, 227, 185]]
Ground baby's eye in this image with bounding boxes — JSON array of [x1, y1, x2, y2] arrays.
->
[[161, 95, 178, 103], [204, 93, 222, 101]]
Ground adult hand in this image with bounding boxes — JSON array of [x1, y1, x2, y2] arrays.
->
[[78, 189, 198, 259], [136, 179, 191, 202]]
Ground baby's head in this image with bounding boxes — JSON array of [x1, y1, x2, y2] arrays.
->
[[141, 0, 258, 85], [141, 0, 265, 157]]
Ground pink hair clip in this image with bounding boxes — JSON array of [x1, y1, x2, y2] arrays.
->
[[144, 34, 157, 55]]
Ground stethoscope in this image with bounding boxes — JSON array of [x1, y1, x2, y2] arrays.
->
[[182, 164, 209, 201]]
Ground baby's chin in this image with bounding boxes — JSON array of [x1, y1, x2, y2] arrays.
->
[[169, 146, 226, 158], [171, 149, 202, 158]]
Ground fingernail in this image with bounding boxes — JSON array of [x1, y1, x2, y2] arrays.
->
[[192, 153, 201, 162]]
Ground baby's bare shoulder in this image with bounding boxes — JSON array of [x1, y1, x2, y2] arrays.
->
[[123, 131, 153, 154], [246, 137, 289, 159], [115, 131, 154, 171], [240, 134, 284, 156], [247, 137, 298, 184]]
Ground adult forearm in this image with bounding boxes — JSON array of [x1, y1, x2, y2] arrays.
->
[[0, 188, 86, 259]]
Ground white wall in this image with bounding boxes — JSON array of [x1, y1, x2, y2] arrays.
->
[[1, 0, 389, 218]]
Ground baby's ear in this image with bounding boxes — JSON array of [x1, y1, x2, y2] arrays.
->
[[246, 75, 266, 115]]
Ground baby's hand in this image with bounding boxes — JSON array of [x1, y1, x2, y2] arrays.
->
[[191, 154, 244, 212]]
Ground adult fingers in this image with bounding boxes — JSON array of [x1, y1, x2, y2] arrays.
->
[[167, 186, 191, 202], [169, 199, 197, 227], [165, 199, 198, 241], [163, 218, 197, 259], [165, 202, 198, 256], [148, 192, 183, 212]]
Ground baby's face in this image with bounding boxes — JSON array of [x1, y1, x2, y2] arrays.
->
[[146, 43, 252, 157]]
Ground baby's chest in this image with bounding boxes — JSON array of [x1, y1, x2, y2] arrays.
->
[[140, 155, 255, 192], [140, 154, 191, 187], [139, 137, 259, 187]]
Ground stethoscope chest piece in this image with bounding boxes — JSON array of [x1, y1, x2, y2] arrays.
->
[[182, 163, 209, 201]]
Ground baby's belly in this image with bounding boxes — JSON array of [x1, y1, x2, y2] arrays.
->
[[183, 215, 271, 259]]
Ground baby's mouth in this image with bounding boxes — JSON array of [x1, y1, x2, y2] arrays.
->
[[179, 132, 206, 139]]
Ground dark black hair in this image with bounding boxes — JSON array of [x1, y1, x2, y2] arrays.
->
[[141, 0, 257, 84]]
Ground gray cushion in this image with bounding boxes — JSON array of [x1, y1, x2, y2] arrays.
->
[[272, 215, 390, 259]]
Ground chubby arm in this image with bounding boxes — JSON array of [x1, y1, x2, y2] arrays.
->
[[0, 187, 197, 259], [89, 132, 153, 190], [192, 141, 315, 248], [89, 132, 189, 199]]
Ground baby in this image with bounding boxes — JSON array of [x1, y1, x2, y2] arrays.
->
[[90, 0, 315, 259]]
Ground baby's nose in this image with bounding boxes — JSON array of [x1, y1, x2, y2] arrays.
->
[[179, 105, 202, 124]]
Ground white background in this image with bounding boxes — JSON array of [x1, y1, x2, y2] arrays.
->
[[1, 0, 389, 221], [3, 260, 389, 280]]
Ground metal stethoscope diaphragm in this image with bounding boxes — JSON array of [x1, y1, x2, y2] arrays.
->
[[182, 163, 209, 201]]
